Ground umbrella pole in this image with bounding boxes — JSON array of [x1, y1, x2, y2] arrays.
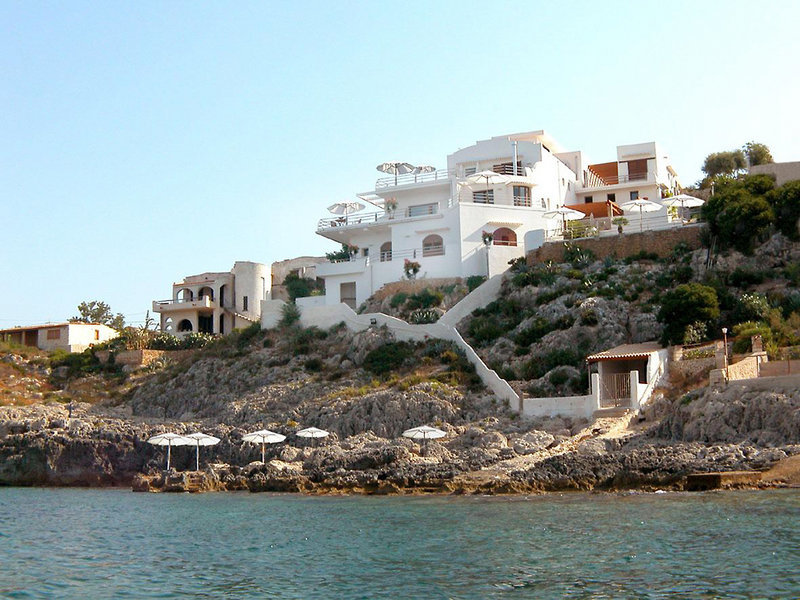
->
[[639, 209, 643, 233], [167, 441, 171, 471], [261, 442, 265, 464], [196, 442, 200, 472]]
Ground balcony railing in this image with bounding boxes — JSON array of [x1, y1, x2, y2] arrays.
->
[[513, 195, 532, 207], [588, 172, 653, 187], [375, 168, 453, 189], [317, 204, 440, 230]]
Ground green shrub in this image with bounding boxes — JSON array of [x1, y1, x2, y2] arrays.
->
[[466, 275, 487, 292], [409, 308, 440, 324], [514, 318, 554, 347], [304, 357, 324, 371], [406, 288, 443, 310], [548, 369, 570, 386], [363, 342, 414, 375], [280, 302, 301, 327], [521, 349, 582, 380], [731, 321, 772, 353], [580, 308, 599, 326], [733, 292, 770, 323], [729, 268, 766, 288], [389, 292, 409, 309], [658, 283, 720, 346], [148, 333, 182, 350], [181, 333, 214, 349]]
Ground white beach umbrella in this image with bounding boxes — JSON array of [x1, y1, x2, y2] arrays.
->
[[461, 170, 511, 190], [376, 161, 415, 184], [147, 432, 191, 471], [297, 427, 330, 447], [402, 425, 446, 441], [661, 194, 704, 223], [242, 429, 286, 464], [327, 201, 365, 216], [544, 206, 585, 235], [184, 432, 221, 472], [414, 165, 436, 174], [296, 427, 330, 439], [620, 198, 663, 232]]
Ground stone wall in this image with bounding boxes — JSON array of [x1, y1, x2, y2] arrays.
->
[[528, 225, 704, 265], [709, 354, 764, 386], [758, 360, 800, 378], [95, 349, 192, 367], [370, 277, 463, 302], [669, 357, 716, 379]]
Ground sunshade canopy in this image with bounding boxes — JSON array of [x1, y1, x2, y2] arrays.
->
[[402, 425, 446, 440], [296, 427, 330, 439]]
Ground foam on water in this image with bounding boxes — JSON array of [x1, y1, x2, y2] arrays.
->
[[1, 489, 798, 599]]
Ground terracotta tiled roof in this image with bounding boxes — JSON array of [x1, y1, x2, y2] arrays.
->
[[586, 342, 663, 363]]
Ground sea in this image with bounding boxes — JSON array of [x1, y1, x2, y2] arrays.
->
[[0, 488, 797, 599]]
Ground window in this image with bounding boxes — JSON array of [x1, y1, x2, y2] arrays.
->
[[464, 166, 477, 176], [630, 191, 639, 200], [492, 227, 517, 247], [380, 241, 392, 262], [178, 319, 193, 332], [47, 329, 61, 340], [243, 296, 249, 311], [422, 234, 444, 257], [94, 330, 100, 340], [408, 203, 438, 217], [492, 161, 522, 175], [362, 248, 369, 257], [513, 186, 531, 207], [607, 193, 616, 202], [585, 195, 593, 204], [473, 190, 494, 204]]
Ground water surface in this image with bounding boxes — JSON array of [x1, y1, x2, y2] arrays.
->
[[1, 488, 797, 599]]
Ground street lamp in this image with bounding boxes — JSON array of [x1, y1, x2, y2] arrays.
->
[[722, 327, 729, 379]]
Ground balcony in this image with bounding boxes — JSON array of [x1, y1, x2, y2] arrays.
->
[[315, 257, 369, 277], [375, 168, 453, 189], [317, 204, 441, 231], [584, 172, 656, 189], [152, 296, 216, 313]]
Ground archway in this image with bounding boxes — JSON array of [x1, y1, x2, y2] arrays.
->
[[422, 234, 444, 257], [177, 319, 193, 332], [492, 227, 517, 246], [198, 286, 214, 301], [177, 288, 193, 302]]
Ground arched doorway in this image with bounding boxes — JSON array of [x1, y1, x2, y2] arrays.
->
[[492, 227, 517, 246], [177, 288, 193, 302], [422, 234, 444, 257], [198, 286, 214, 301], [219, 284, 227, 308], [177, 319, 193, 332]]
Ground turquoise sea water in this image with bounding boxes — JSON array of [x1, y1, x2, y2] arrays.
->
[[0, 488, 798, 599]]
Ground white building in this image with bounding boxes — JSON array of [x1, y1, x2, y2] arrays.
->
[[152, 261, 269, 336], [314, 131, 681, 308], [0, 322, 119, 353]]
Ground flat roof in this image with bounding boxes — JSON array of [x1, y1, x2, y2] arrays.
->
[[586, 342, 662, 363], [0, 322, 109, 334]]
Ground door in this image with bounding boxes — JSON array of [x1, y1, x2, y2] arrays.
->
[[340, 282, 356, 310]]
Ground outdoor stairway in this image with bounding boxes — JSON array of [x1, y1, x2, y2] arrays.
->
[[184, 472, 206, 493], [592, 407, 633, 419]]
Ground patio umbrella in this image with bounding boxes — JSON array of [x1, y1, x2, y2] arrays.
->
[[413, 165, 436, 182], [544, 206, 585, 236], [462, 170, 511, 193], [376, 161, 415, 185], [403, 425, 446, 456], [297, 427, 330, 446], [184, 432, 220, 472], [661, 194, 704, 224], [242, 429, 286, 464], [147, 433, 191, 471], [327, 201, 365, 216], [620, 198, 663, 233]]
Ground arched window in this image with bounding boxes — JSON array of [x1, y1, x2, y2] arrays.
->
[[492, 227, 517, 247], [422, 234, 444, 257], [164, 317, 174, 333], [177, 319, 193, 332], [177, 288, 193, 302], [380, 241, 392, 262], [198, 286, 214, 301]]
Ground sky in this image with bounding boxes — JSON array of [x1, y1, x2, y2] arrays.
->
[[2, 0, 800, 327]]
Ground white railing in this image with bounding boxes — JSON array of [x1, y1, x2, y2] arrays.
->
[[155, 297, 214, 305], [317, 211, 385, 229], [377, 245, 445, 261], [317, 204, 442, 230], [586, 172, 655, 187], [375, 168, 453, 189]]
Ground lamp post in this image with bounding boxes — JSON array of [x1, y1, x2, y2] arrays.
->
[[722, 327, 729, 379]]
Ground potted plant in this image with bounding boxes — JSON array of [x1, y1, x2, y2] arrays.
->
[[348, 245, 359, 258], [385, 199, 398, 219], [481, 230, 494, 246], [403, 259, 421, 280], [612, 217, 628, 234]]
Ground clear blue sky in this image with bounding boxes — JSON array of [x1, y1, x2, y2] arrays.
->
[[2, 0, 799, 327]]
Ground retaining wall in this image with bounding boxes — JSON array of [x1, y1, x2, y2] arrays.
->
[[528, 225, 704, 265]]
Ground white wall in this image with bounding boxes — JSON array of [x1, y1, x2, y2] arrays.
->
[[521, 373, 601, 420]]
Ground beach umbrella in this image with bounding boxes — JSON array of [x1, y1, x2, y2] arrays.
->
[[297, 427, 330, 447], [661, 194, 704, 224], [460, 170, 511, 200], [242, 429, 286, 464], [327, 201, 365, 216], [184, 432, 220, 471], [403, 425, 446, 456], [376, 161, 415, 185], [147, 432, 191, 471], [544, 206, 585, 236], [413, 165, 436, 182], [620, 198, 663, 233]]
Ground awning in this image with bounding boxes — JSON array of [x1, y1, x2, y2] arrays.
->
[[586, 342, 662, 363]]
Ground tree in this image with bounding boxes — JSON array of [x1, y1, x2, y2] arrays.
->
[[701, 150, 747, 178], [768, 180, 800, 240], [743, 141, 773, 167], [283, 272, 324, 302], [71, 301, 125, 330], [657, 283, 720, 346], [701, 174, 775, 253]]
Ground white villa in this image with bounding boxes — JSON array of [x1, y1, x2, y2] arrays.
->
[[315, 131, 681, 308], [152, 261, 269, 336], [0, 322, 119, 353]]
